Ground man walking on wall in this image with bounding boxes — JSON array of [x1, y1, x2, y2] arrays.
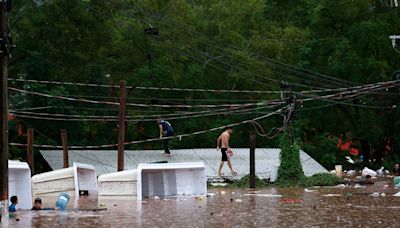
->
[[157, 119, 174, 156], [216, 127, 237, 176]]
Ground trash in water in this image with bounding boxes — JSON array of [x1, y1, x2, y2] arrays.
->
[[221, 191, 226, 195], [304, 188, 316, 193], [280, 198, 303, 203], [381, 193, 386, 197], [354, 184, 363, 188], [376, 167, 385, 176], [362, 167, 377, 177], [345, 156, 355, 164], [235, 199, 242, 203], [195, 196, 204, 201], [393, 192, 400, 197], [210, 183, 228, 187], [55, 192, 70, 211], [154, 196, 160, 200], [243, 193, 282, 198], [346, 170, 356, 176], [370, 192, 380, 197], [394, 177, 400, 187], [322, 194, 342, 197]]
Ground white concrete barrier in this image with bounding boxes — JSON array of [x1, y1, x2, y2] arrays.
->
[[32, 162, 97, 198], [98, 169, 137, 196], [8, 160, 32, 209], [137, 162, 207, 200]]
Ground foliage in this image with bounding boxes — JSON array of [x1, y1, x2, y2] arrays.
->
[[306, 173, 342, 186], [302, 133, 340, 170], [275, 133, 307, 186], [229, 174, 269, 188]]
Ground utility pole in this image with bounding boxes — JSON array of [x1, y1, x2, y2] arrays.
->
[[249, 131, 256, 189], [118, 80, 127, 171], [0, 0, 9, 204], [27, 128, 34, 175], [61, 129, 69, 168], [280, 81, 296, 144]]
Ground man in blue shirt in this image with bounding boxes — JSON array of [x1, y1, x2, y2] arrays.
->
[[157, 119, 174, 155], [9, 195, 17, 212]]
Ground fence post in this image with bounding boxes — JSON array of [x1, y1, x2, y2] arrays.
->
[[61, 129, 69, 168], [118, 80, 127, 171], [250, 131, 256, 189], [27, 128, 34, 175]]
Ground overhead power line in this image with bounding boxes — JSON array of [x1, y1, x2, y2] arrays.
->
[[9, 78, 283, 94], [10, 78, 400, 97], [9, 107, 284, 149], [9, 87, 275, 109], [9, 105, 275, 122]]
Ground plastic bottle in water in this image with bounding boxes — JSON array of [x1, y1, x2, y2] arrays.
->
[[55, 193, 70, 211]]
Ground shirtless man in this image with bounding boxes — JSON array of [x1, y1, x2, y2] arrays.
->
[[216, 127, 237, 176]]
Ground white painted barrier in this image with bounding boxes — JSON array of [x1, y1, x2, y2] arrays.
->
[[98, 169, 137, 196], [32, 162, 97, 198], [137, 162, 207, 200], [8, 160, 32, 209]]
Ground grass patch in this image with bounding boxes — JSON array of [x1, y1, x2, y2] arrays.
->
[[229, 174, 269, 188], [306, 173, 342, 186], [209, 173, 341, 188], [275, 173, 342, 187]]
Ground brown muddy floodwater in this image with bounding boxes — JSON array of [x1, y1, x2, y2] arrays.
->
[[2, 178, 400, 227]]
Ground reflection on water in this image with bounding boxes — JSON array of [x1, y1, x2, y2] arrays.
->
[[2, 178, 400, 227]]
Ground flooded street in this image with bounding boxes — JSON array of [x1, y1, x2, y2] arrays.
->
[[3, 178, 400, 227]]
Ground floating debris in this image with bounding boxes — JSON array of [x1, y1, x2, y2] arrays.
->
[[243, 194, 282, 198], [210, 183, 228, 187], [195, 196, 205, 201], [362, 167, 377, 177], [370, 192, 380, 197], [322, 194, 342, 197], [280, 198, 303, 203]]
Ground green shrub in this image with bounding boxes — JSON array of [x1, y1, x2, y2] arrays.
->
[[275, 133, 306, 186], [306, 173, 342, 186], [230, 174, 269, 188]]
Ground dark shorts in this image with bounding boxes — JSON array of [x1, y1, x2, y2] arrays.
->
[[221, 148, 228, 162]]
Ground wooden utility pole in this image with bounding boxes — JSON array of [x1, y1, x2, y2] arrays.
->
[[117, 80, 127, 171], [249, 131, 256, 189], [0, 0, 8, 202], [27, 128, 34, 175], [61, 129, 69, 168]]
